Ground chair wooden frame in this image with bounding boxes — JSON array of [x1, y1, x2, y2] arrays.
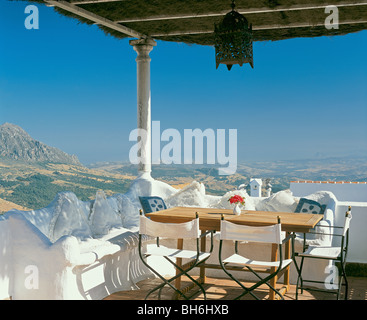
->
[[218, 215, 295, 300], [138, 210, 214, 300]]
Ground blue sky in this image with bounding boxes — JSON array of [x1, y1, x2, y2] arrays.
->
[[1, 1, 367, 165]]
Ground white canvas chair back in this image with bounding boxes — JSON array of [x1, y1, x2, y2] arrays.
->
[[220, 220, 282, 244], [139, 215, 200, 239]]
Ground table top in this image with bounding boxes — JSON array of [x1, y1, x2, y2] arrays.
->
[[145, 206, 323, 233]]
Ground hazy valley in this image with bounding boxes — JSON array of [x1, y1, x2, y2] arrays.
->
[[1, 123, 366, 212]]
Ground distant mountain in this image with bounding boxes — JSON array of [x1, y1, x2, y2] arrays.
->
[[0, 123, 81, 166]]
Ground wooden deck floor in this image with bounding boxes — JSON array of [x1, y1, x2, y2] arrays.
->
[[104, 276, 367, 301]]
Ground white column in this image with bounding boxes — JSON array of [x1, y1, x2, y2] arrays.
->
[[130, 38, 157, 178]]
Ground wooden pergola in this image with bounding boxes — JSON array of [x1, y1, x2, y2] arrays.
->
[[38, 0, 367, 43], [17, 0, 367, 179]]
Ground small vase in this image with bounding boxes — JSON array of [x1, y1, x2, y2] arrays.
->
[[233, 203, 241, 215]]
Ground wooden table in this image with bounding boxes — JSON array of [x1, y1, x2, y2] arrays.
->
[[146, 207, 323, 300]]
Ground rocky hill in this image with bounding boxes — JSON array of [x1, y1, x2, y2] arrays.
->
[[0, 123, 81, 166], [0, 160, 135, 210], [0, 123, 137, 211]]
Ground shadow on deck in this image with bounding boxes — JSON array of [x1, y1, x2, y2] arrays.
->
[[104, 276, 367, 301]]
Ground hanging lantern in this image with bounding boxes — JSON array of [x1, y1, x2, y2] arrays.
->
[[214, 0, 254, 70]]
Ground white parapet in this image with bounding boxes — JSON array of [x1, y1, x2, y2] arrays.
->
[[290, 180, 367, 202], [0, 217, 12, 300], [336, 201, 367, 264], [290, 180, 367, 264]]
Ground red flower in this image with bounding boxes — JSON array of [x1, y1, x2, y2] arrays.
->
[[229, 195, 245, 205]]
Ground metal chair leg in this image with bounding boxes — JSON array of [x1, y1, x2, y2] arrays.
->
[[138, 242, 191, 300], [339, 260, 348, 300], [246, 265, 286, 300], [218, 242, 258, 300], [164, 257, 207, 300], [294, 255, 305, 299], [221, 264, 259, 300], [143, 262, 191, 300]]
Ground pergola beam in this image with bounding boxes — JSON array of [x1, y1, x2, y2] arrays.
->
[[46, 0, 367, 41], [44, 0, 146, 39], [70, 0, 127, 4], [115, 1, 367, 23], [150, 19, 367, 37], [70, 0, 367, 9]]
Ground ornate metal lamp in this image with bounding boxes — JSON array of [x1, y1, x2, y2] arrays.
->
[[214, 0, 254, 70]]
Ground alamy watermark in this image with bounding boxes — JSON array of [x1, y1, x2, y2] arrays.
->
[[325, 5, 339, 30], [24, 5, 39, 30], [324, 265, 339, 290], [24, 265, 39, 290], [129, 121, 238, 175]]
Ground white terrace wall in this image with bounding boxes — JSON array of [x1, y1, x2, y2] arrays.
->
[[291, 180, 367, 264], [0, 217, 12, 300], [336, 201, 367, 264], [291, 181, 367, 202]]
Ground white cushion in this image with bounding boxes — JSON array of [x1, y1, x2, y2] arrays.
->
[[111, 193, 140, 229], [165, 181, 209, 208], [48, 192, 92, 243], [256, 190, 298, 212], [89, 190, 122, 237], [302, 191, 338, 207], [294, 191, 337, 246], [296, 217, 333, 246]]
